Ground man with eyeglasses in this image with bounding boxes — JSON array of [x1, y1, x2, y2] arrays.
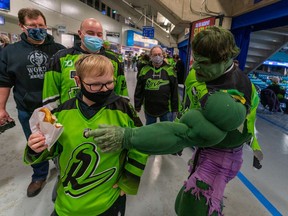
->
[[42, 18, 128, 111], [0, 8, 65, 198], [135, 45, 179, 125]]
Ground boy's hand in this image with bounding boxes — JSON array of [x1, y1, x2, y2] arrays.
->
[[28, 132, 48, 153], [113, 184, 126, 196]]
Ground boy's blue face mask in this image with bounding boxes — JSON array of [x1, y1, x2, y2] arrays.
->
[[83, 35, 103, 53], [26, 28, 47, 41]]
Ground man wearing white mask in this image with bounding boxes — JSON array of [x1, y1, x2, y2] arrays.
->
[[42, 18, 128, 110], [134, 45, 179, 125]]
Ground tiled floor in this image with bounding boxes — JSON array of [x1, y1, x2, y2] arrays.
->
[[0, 70, 287, 216]]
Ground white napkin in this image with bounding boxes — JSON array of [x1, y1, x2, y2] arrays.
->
[[29, 107, 64, 150]]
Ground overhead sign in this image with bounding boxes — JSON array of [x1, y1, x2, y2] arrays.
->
[[57, 25, 67, 34], [191, 17, 216, 39], [106, 31, 120, 38], [126, 30, 158, 48], [142, 26, 154, 39]]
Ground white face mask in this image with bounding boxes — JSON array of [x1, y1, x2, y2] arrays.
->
[[151, 55, 164, 65], [0, 42, 3, 48]]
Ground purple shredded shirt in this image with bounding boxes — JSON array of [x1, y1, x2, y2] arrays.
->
[[184, 146, 243, 216]]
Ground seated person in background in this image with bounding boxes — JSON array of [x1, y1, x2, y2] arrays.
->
[[267, 77, 288, 114], [25, 54, 148, 216]]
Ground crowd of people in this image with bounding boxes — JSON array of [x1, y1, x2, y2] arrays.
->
[[2, 5, 287, 216]]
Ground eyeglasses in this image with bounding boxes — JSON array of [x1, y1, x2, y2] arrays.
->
[[81, 79, 115, 92]]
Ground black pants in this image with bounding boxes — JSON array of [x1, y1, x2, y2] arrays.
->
[[51, 195, 126, 216]]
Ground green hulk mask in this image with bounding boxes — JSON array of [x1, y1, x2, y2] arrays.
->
[[192, 53, 233, 82], [192, 26, 240, 82]]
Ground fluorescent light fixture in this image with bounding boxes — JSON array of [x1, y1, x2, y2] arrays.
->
[[263, 60, 288, 67], [164, 19, 168, 26]]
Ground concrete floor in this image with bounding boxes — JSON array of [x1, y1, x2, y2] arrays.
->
[[0, 70, 287, 216]]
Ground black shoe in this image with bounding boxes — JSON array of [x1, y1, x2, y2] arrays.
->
[[27, 179, 46, 197]]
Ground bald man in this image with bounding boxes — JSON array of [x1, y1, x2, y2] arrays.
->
[[43, 18, 128, 110]]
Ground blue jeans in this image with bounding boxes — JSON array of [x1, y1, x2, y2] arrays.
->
[[145, 112, 173, 125], [18, 109, 49, 182]]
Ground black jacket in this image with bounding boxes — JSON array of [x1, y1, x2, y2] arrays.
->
[[135, 61, 179, 116], [0, 33, 65, 112]]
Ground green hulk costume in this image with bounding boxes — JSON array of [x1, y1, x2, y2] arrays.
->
[[24, 94, 148, 216], [42, 44, 128, 110], [83, 27, 262, 215]]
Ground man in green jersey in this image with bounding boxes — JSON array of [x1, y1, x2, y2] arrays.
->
[[25, 55, 148, 216], [42, 18, 128, 111]]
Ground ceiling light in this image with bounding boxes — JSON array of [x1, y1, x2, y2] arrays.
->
[[164, 19, 168, 26]]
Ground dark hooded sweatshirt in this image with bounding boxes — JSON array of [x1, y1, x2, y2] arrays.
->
[[0, 33, 65, 112]]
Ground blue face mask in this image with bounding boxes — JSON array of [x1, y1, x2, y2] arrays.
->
[[26, 28, 47, 41], [83, 35, 103, 52]]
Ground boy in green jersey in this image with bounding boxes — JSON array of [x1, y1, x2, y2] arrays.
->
[[24, 54, 148, 216]]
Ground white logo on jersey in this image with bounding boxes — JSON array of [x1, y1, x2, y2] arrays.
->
[[64, 60, 73, 67], [27, 50, 48, 79]]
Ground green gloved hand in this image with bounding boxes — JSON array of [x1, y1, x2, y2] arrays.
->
[[83, 125, 126, 153]]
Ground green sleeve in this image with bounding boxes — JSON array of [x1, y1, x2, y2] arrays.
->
[[247, 84, 261, 151], [182, 69, 208, 110], [42, 52, 68, 109], [117, 105, 149, 195], [110, 56, 129, 97], [23, 142, 60, 165], [117, 149, 148, 195], [123, 109, 228, 155], [114, 74, 128, 97], [42, 68, 62, 110]]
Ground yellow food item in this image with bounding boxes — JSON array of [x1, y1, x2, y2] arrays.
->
[[39, 107, 56, 124]]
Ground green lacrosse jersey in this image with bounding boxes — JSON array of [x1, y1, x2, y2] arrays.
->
[[42, 44, 128, 110], [24, 95, 148, 216], [183, 67, 260, 150]]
